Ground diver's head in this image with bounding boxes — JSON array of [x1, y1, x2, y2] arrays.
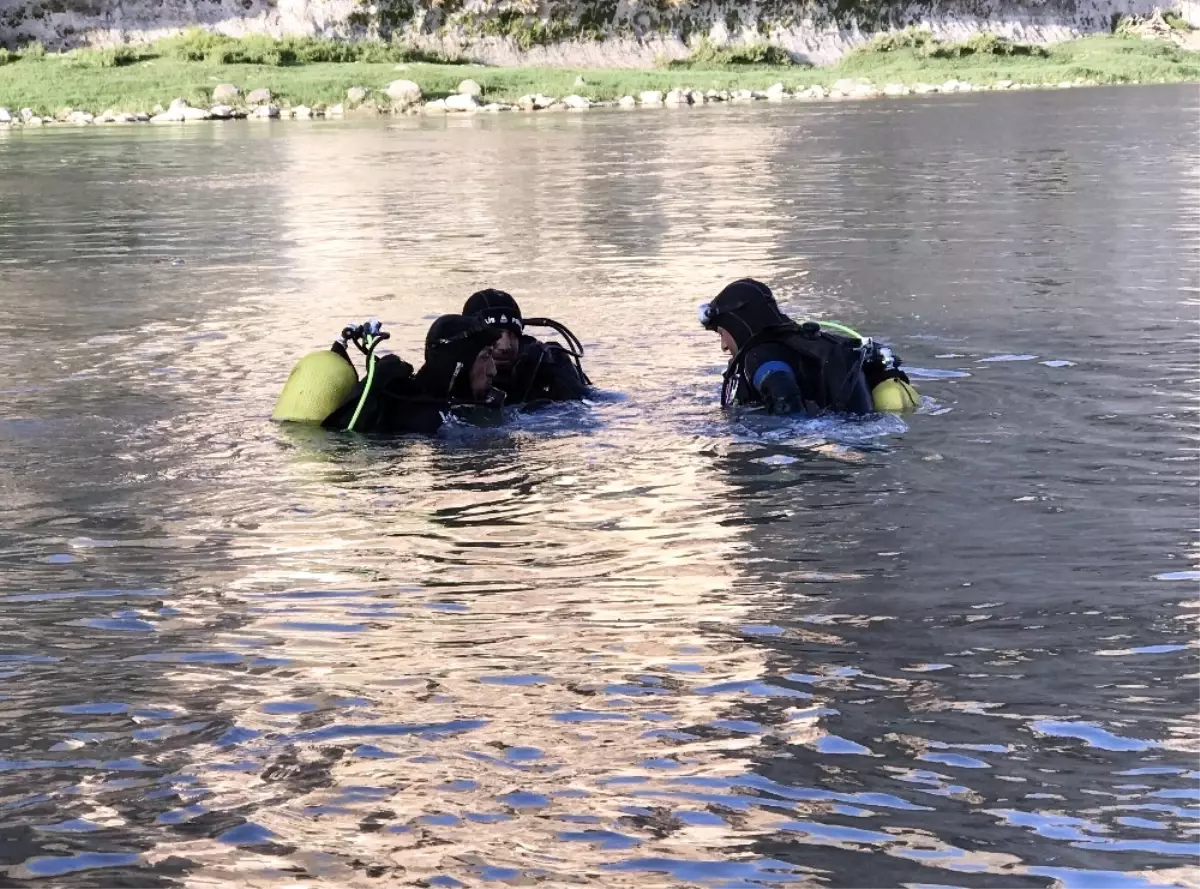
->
[[464, 288, 523, 371], [424, 314, 501, 401], [699, 279, 790, 353]]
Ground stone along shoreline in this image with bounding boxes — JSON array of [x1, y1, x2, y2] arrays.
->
[[0, 71, 1185, 130]]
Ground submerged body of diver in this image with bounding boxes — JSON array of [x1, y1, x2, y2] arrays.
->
[[463, 288, 592, 408], [274, 315, 506, 436], [699, 279, 920, 416]]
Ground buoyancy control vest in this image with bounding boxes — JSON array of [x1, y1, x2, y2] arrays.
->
[[722, 321, 917, 416]]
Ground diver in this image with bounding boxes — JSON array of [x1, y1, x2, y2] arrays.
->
[[272, 315, 505, 436], [698, 278, 920, 416], [462, 288, 592, 407]]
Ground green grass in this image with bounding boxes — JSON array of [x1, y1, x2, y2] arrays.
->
[[837, 34, 1200, 85], [0, 32, 1195, 116], [665, 36, 798, 68]]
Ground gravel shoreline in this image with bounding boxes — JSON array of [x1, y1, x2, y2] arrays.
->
[[0, 73, 1137, 130]]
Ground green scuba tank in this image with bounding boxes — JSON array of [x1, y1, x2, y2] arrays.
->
[[871, 377, 921, 412], [272, 349, 358, 424]]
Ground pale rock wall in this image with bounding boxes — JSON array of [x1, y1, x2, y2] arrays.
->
[[0, 0, 1179, 65]]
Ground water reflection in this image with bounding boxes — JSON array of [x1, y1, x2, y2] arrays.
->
[[1, 86, 1197, 887]]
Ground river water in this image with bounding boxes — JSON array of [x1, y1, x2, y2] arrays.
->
[[0, 85, 1197, 888]]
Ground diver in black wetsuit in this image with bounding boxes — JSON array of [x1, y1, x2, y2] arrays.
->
[[322, 314, 504, 436], [699, 278, 918, 416], [462, 289, 591, 407]]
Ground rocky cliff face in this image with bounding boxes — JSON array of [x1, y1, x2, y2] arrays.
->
[[0, 0, 1185, 65]]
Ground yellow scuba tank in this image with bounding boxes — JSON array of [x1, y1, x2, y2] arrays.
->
[[272, 350, 358, 424], [872, 377, 921, 412]]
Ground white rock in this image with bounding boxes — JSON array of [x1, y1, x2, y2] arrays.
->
[[115, 112, 137, 123], [346, 86, 369, 104], [766, 82, 786, 99], [1057, 81, 1074, 89], [563, 94, 590, 109], [516, 94, 536, 109], [995, 80, 1013, 90], [912, 83, 938, 94], [328, 104, 345, 116], [246, 88, 272, 105], [800, 85, 827, 100], [483, 102, 507, 112], [689, 90, 706, 105], [251, 104, 280, 119], [423, 99, 449, 114], [666, 88, 689, 105], [639, 90, 663, 106], [150, 110, 183, 123], [168, 98, 187, 112], [209, 104, 233, 119], [211, 83, 239, 103], [832, 78, 860, 94], [533, 94, 555, 110], [444, 93, 480, 112], [617, 95, 636, 108], [385, 80, 422, 106], [182, 106, 211, 120], [732, 89, 756, 101], [293, 105, 313, 118], [0, 108, 11, 123], [716, 90, 731, 101], [20, 108, 33, 121], [26, 116, 43, 127], [457, 79, 482, 97], [957, 82, 974, 93], [941, 80, 960, 93], [67, 110, 94, 125], [883, 83, 908, 96], [134, 112, 150, 122], [851, 83, 880, 99]]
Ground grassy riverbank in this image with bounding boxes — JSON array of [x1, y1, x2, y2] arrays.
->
[[0, 31, 1197, 117]]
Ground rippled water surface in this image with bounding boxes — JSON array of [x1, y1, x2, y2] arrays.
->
[[1, 86, 1198, 888]]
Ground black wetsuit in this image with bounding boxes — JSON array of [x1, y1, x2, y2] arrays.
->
[[726, 324, 903, 417], [499, 335, 591, 407], [323, 318, 504, 436]]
